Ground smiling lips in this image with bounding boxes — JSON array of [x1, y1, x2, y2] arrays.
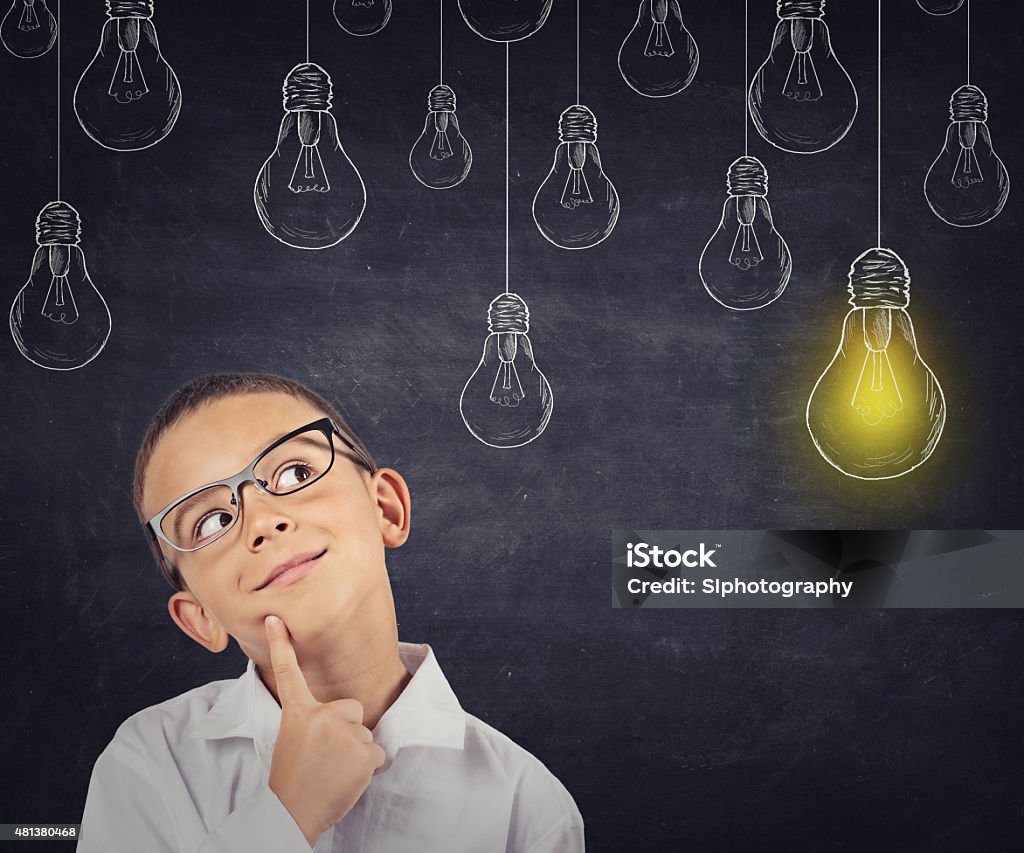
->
[[256, 549, 326, 590]]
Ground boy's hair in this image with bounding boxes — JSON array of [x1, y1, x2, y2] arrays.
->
[[133, 373, 375, 592]]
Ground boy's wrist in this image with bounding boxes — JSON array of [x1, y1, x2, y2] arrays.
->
[[270, 784, 318, 849]]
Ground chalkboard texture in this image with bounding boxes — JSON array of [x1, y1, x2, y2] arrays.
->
[[1, 1, 1022, 849]]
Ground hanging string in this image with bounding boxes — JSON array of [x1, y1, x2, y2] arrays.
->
[[306, 0, 310, 63], [575, 0, 580, 104], [439, 0, 444, 84], [505, 43, 509, 294], [744, 0, 748, 156], [877, 0, 881, 247], [56, 0, 61, 199], [966, 0, 971, 84]]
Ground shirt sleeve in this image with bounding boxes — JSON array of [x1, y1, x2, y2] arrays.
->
[[77, 737, 312, 853], [506, 757, 586, 853]]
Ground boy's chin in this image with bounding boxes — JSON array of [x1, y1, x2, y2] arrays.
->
[[254, 588, 362, 639]]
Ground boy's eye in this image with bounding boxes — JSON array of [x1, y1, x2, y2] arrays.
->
[[194, 511, 234, 544], [274, 462, 316, 491]]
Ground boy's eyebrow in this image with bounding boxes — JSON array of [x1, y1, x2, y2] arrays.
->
[[170, 490, 222, 544], [252, 428, 293, 458]]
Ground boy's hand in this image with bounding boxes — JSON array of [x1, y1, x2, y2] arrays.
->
[[264, 614, 386, 847]]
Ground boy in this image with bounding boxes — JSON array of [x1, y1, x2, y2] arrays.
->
[[78, 373, 584, 852]]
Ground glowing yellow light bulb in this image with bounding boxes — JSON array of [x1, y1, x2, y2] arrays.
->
[[806, 248, 946, 480]]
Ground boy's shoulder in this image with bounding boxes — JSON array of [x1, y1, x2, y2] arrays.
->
[[108, 672, 242, 754], [462, 711, 556, 780], [451, 709, 579, 814]]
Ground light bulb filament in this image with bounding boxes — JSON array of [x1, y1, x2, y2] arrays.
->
[[290, 112, 331, 193], [952, 124, 984, 188], [645, 22, 674, 58], [561, 168, 593, 209], [490, 358, 525, 408], [952, 146, 983, 188], [19, 1, 40, 32], [109, 50, 149, 103], [352, 0, 375, 7], [561, 143, 593, 209], [429, 111, 453, 161], [852, 349, 903, 426], [730, 223, 763, 270], [108, 19, 149, 103], [783, 50, 822, 101], [41, 274, 79, 325], [430, 130, 453, 159]]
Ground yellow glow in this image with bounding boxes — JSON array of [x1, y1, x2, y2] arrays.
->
[[807, 308, 945, 480]]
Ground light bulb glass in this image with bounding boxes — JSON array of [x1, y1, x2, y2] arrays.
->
[[699, 157, 792, 310], [333, 0, 391, 37], [806, 248, 946, 480], [9, 201, 111, 371], [73, 0, 181, 151], [924, 85, 1009, 228], [460, 293, 554, 448], [618, 0, 698, 98], [916, 0, 964, 14], [532, 105, 619, 250], [748, 0, 857, 154], [1, 0, 56, 58], [254, 63, 366, 250], [458, 0, 552, 42], [409, 85, 472, 190]]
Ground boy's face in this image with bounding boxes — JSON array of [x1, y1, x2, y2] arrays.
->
[[141, 391, 406, 658]]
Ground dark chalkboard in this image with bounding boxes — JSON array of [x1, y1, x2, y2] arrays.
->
[[1, 1, 1022, 849]]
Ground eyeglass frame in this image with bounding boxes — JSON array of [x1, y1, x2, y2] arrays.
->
[[143, 417, 377, 556]]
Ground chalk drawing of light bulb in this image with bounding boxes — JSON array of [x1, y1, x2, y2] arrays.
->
[[410, 84, 472, 189], [618, 0, 698, 98], [73, 0, 181, 151], [458, 0, 552, 42], [532, 105, 619, 250], [917, 0, 964, 14], [924, 85, 1008, 228], [748, 0, 857, 154], [254, 63, 366, 250], [333, 0, 391, 36], [699, 156, 791, 310], [460, 292, 554, 448], [806, 248, 946, 480], [1, 0, 56, 58], [9, 201, 111, 371]]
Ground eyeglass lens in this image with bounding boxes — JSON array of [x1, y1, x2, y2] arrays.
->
[[160, 429, 335, 550]]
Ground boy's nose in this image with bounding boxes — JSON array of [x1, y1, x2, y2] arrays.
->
[[239, 488, 295, 549]]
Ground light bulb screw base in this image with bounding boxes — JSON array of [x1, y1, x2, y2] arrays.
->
[[777, 0, 824, 19], [36, 201, 82, 246], [283, 63, 334, 112], [848, 248, 910, 309], [487, 293, 530, 334], [428, 85, 456, 112], [950, 85, 988, 122], [558, 105, 597, 144], [726, 157, 768, 196], [106, 0, 154, 18]]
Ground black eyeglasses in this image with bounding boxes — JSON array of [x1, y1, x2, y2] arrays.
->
[[144, 418, 376, 554]]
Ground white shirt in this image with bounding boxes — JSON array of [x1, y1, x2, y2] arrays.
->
[[78, 643, 584, 853]]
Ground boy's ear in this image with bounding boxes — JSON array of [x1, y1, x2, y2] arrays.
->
[[168, 592, 230, 653], [371, 468, 411, 548]]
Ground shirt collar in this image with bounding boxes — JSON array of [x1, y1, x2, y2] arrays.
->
[[189, 642, 466, 759]]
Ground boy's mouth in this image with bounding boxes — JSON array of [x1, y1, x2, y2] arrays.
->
[[256, 549, 327, 591]]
